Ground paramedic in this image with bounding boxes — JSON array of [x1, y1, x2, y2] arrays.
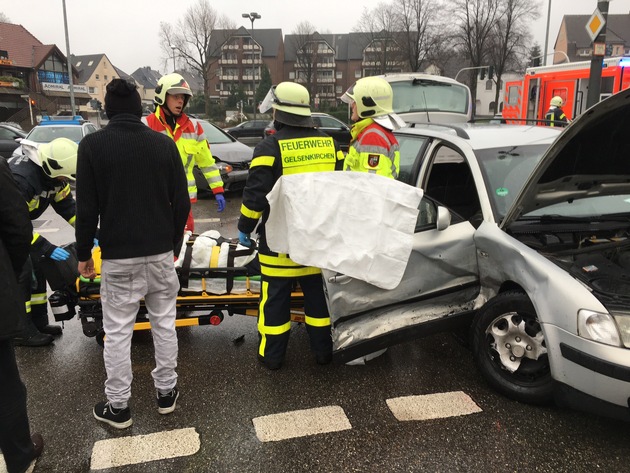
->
[[238, 82, 344, 370], [76, 79, 190, 429], [9, 137, 79, 347], [143, 73, 225, 231], [545, 96, 569, 127], [341, 76, 404, 178], [0, 158, 44, 472]]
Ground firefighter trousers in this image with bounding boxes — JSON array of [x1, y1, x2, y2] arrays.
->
[[257, 273, 332, 363]]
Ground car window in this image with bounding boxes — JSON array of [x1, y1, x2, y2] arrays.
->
[[86, 124, 98, 134], [199, 121, 233, 144], [28, 126, 83, 143], [424, 144, 480, 222], [415, 196, 438, 232], [396, 135, 429, 185], [0, 128, 15, 140], [318, 116, 343, 128]]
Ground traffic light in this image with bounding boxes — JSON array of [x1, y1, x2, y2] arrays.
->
[[30, 98, 36, 107], [479, 67, 486, 80], [488, 66, 494, 80]]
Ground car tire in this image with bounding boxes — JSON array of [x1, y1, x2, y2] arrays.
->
[[472, 291, 553, 405]]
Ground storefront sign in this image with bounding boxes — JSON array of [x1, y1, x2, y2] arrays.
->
[[41, 82, 89, 94]]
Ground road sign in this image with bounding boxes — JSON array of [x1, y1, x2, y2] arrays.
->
[[585, 8, 605, 42]]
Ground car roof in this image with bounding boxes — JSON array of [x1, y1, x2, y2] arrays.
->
[[395, 123, 562, 150]]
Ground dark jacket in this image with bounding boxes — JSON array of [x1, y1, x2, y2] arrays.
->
[[75, 113, 190, 261], [545, 107, 568, 127], [10, 155, 76, 258], [0, 159, 32, 339]]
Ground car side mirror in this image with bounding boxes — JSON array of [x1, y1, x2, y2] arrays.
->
[[15, 137, 22, 143], [436, 206, 451, 231]]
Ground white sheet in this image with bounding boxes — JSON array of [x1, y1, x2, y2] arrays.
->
[[265, 172, 423, 290]]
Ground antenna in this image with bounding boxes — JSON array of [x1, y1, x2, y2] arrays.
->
[[422, 91, 430, 123]]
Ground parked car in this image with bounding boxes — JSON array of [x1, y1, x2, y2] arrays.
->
[[302, 90, 630, 421], [223, 120, 269, 140], [0, 123, 26, 159], [264, 112, 352, 151], [194, 120, 253, 194], [10, 115, 98, 160]]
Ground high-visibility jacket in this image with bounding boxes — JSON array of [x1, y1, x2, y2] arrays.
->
[[238, 125, 344, 277], [143, 106, 223, 201], [344, 118, 400, 179], [545, 107, 568, 127], [9, 155, 76, 258]]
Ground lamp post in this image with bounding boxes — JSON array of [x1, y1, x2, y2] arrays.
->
[[543, 0, 552, 66], [242, 12, 261, 120], [170, 45, 177, 72], [62, 0, 76, 115]]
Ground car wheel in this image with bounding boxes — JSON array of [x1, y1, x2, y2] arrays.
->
[[472, 291, 553, 405]]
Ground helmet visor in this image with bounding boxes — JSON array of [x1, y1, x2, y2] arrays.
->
[[341, 84, 355, 104], [259, 86, 277, 114]]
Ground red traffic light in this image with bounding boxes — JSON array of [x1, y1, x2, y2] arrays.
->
[[30, 99, 36, 106]]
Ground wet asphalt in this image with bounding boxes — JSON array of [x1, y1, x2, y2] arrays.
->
[[15, 187, 630, 473]]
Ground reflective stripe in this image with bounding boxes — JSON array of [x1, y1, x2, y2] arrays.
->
[[27, 197, 40, 212], [261, 266, 322, 277], [259, 321, 292, 335], [258, 281, 269, 356], [31, 293, 47, 305], [31, 233, 39, 244], [210, 245, 220, 268], [251, 156, 275, 168], [240, 203, 263, 220], [54, 184, 71, 202], [68, 215, 76, 226], [259, 254, 302, 268], [305, 315, 331, 327], [25, 301, 31, 313]]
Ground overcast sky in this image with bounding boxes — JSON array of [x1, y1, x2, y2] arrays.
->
[[2, 0, 630, 75]]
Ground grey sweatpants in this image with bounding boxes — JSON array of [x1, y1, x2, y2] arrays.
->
[[100, 251, 179, 408]]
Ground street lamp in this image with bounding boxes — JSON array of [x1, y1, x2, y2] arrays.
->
[[242, 12, 261, 120], [543, 0, 552, 66], [170, 45, 176, 72]]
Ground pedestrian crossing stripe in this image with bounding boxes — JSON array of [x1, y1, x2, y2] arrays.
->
[[386, 391, 482, 421], [253, 405, 352, 442], [90, 427, 200, 470]]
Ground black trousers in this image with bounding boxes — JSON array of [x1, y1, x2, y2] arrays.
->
[[258, 273, 332, 363], [30, 258, 49, 325], [0, 340, 34, 473]]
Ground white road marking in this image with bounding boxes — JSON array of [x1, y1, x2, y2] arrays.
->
[[90, 427, 200, 470], [0, 455, 35, 472], [386, 391, 482, 421], [253, 405, 352, 442], [195, 218, 221, 223]]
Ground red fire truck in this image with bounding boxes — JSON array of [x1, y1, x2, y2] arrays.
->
[[502, 56, 630, 124]]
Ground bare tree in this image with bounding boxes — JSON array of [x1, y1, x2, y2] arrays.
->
[[395, 0, 439, 72], [487, 0, 540, 113], [354, 3, 405, 75], [158, 0, 235, 116], [0, 13, 10, 23], [449, 0, 500, 114], [290, 21, 319, 99]]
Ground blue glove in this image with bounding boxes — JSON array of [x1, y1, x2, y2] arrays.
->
[[93, 238, 99, 247], [50, 247, 70, 261], [216, 193, 226, 212], [238, 231, 252, 248]]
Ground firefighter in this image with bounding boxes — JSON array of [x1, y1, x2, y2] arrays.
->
[[341, 76, 404, 178], [238, 82, 344, 370], [143, 73, 225, 231], [9, 137, 79, 346], [545, 96, 569, 127]]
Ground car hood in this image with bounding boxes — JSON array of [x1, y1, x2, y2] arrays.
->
[[502, 89, 630, 227], [209, 140, 253, 164]]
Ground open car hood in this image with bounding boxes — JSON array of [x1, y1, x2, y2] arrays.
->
[[502, 89, 630, 227]]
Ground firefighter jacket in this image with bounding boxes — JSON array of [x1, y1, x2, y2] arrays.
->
[[545, 107, 568, 127], [345, 118, 400, 179], [9, 155, 76, 258], [238, 125, 345, 278], [143, 106, 224, 201]]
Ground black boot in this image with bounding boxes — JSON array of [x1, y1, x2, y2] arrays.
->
[[32, 314, 62, 336], [13, 315, 54, 347]]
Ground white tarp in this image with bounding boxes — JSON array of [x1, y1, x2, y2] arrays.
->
[[265, 172, 423, 290]]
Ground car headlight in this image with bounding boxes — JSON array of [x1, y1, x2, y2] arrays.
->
[[612, 314, 630, 349], [577, 310, 622, 347]]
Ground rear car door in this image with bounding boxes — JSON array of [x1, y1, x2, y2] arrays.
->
[[327, 135, 481, 362]]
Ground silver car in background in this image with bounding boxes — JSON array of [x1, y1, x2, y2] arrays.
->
[[325, 90, 630, 421]]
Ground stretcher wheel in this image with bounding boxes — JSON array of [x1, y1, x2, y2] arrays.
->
[[209, 310, 224, 325]]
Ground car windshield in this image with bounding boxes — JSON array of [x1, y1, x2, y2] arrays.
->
[[27, 126, 83, 143], [390, 80, 469, 115], [199, 121, 233, 144], [475, 144, 550, 219]]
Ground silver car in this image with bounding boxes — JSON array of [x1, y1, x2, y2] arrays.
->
[[325, 90, 630, 421]]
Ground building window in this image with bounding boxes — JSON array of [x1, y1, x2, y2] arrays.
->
[[104, 75, 108, 80], [355, 70, 362, 78], [76, 61, 82, 67], [336, 85, 342, 94], [96, 74, 99, 80], [88, 60, 94, 66], [215, 83, 220, 91], [89, 87, 95, 93], [336, 71, 342, 79], [485, 79, 493, 91], [289, 71, 295, 79]]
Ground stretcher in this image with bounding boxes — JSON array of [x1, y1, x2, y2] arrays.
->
[[48, 234, 306, 345]]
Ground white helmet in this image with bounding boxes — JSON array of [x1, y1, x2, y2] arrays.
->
[[37, 137, 78, 180]]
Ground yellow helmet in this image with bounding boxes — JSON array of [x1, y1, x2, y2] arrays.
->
[[550, 96, 563, 107], [37, 137, 78, 181], [154, 73, 192, 106], [259, 82, 311, 117], [341, 77, 393, 118]]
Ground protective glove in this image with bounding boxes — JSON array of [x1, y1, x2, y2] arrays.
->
[[215, 193, 226, 212], [93, 238, 99, 247], [238, 231, 252, 248], [50, 247, 70, 261]]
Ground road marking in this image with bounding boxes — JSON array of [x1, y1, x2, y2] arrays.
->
[[90, 427, 200, 470], [252, 405, 352, 442], [386, 391, 482, 421], [195, 218, 221, 223]]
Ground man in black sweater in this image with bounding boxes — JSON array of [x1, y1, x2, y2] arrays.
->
[[75, 79, 190, 429]]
